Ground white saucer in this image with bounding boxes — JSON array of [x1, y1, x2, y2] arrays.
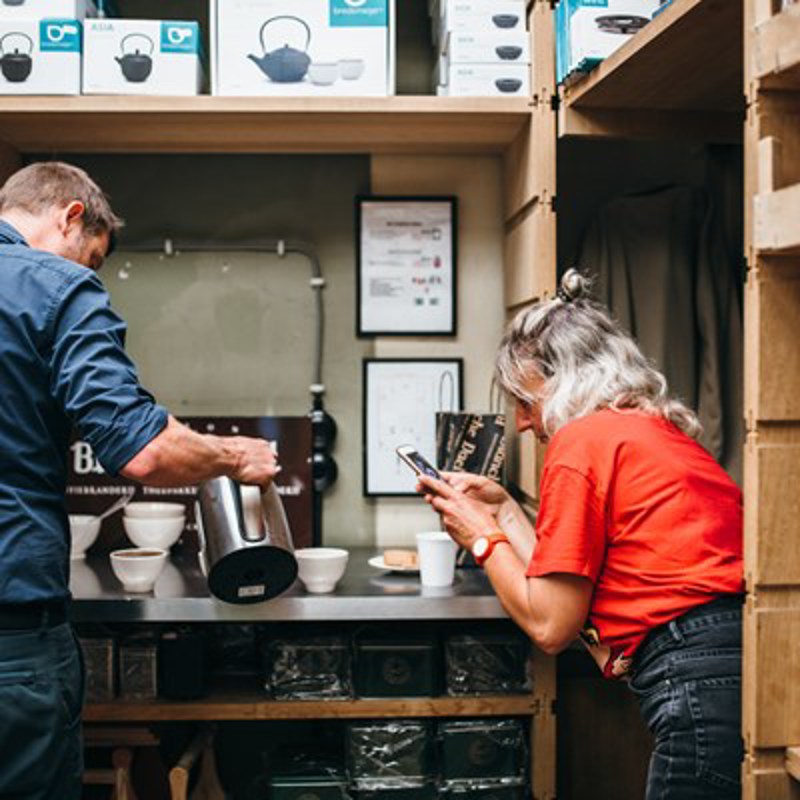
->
[[368, 555, 419, 574]]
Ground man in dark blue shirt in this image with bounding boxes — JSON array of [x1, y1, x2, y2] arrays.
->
[[0, 162, 279, 799]]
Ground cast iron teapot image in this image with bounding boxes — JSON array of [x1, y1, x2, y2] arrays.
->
[[248, 15, 312, 83], [116, 32, 154, 83], [595, 14, 650, 35], [0, 32, 33, 83], [2, 0, 27, 6]]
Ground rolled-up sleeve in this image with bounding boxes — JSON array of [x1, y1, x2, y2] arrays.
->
[[47, 271, 168, 476]]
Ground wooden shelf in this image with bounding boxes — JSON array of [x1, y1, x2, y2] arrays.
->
[[753, 4, 800, 91], [0, 96, 533, 155], [560, 0, 743, 140], [787, 746, 800, 783], [754, 182, 800, 255], [84, 693, 538, 723]]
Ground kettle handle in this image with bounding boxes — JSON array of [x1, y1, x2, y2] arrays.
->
[[259, 16, 311, 55], [120, 32, 154, 56], [0, 32, 32, 56]]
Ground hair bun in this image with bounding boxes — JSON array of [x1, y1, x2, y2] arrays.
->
[[557, 268, 589, 303]]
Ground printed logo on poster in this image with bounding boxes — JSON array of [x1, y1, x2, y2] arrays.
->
[[330, 0, 388, 27], [160, 22, 199, 53]]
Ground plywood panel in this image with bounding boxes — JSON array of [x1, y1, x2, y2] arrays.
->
[[531, 648, 556, 800], [743, 600, 800, 748], [755, 182, 800, 254], [504, 204, 556, 308], [744, 427, 800, 587], [744, 267, 800, 424], [530, 0, 556, 105], [743, 749, 800, 800]]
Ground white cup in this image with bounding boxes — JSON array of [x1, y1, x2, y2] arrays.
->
[[416, 531, 458, 587]]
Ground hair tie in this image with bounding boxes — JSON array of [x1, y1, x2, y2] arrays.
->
[[556, 286, 573, 303]]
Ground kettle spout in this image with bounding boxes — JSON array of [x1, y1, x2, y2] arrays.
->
[[247, 53, 269, 75], [114, 56, 124, 65]]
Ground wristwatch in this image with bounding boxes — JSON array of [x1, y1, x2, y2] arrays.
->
[[472, 532, 510, 567]]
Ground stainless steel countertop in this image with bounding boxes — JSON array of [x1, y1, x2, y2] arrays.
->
[[69, 547, 506, 623]]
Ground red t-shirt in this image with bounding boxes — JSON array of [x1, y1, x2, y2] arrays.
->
[[526, 408, 743, 678]]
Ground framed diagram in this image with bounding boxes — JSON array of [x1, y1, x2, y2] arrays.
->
[[356, 196, 458, 336], [363, 358, 463, 496]]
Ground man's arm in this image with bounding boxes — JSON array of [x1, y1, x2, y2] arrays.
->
[[121, 415, 278, 489]]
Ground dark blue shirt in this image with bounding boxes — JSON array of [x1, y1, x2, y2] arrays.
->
[[0, 221, 168, 604]]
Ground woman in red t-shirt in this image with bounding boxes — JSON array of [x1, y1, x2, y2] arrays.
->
[[419, 269, 744, 800]]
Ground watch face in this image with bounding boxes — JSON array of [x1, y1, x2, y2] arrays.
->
[[473, 537, 489, 559]]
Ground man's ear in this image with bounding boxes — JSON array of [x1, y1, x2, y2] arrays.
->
[[61, 200, 85, 234]]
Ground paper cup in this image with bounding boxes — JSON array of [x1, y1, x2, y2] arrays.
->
[[416, 531, 458, 587]]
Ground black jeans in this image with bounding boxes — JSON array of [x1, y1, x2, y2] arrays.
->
[[629, 595, 744, 800], [0, 622, 83, 799]]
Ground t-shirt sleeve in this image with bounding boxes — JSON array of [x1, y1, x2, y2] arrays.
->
[[47, 271, 168, 477], [527, 464, 606, 582]]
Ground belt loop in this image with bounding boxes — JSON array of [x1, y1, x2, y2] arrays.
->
[[38, 606, 50, 637], [668, 619, 684, 644]]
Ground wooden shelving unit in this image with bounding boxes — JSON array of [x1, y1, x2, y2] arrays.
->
[[84, 691, 538, 724], [559, 0, 744, 140], [752, 2, 800, 90], [0, 96, 532, 155]]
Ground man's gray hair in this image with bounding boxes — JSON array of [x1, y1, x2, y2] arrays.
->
[[494, 269, 701, 440]]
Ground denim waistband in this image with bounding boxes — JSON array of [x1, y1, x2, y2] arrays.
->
[[632, 593, 744, 673]]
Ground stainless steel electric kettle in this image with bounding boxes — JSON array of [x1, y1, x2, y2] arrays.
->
[[197, 477, 297, 604]]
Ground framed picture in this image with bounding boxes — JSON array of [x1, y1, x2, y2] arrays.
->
[[363, 358, 463, 496], [356, 195, 458, 337]]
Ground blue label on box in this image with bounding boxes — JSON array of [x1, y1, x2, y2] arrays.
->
[[330, 0, 388, 28], [160, 21, 198, 54], [40, 19, 81, 52]]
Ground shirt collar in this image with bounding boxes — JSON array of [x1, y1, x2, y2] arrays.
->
[[0, 219, 29, 247]]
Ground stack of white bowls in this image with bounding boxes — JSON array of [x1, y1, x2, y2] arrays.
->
[[122, 502, 186, 550]]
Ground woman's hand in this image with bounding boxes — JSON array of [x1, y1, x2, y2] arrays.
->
[[418, 475, 499, 551], [440, 471, 512, 511]]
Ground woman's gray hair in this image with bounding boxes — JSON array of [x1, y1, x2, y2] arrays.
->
[[495, 269, 701, 439]]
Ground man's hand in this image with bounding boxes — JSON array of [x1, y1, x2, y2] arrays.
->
[[229, 436, 281, 488]]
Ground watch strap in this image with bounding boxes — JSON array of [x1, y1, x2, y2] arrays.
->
[[474, 532, 510, 567]]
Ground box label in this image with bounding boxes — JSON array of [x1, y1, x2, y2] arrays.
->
[[160, 21, 198, 54], [40, 20, 81, 52], [330, 0, 388, 27]]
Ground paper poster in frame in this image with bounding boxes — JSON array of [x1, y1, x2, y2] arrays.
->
[[363, 357, 463, 497], [356, 195, 458, 337]]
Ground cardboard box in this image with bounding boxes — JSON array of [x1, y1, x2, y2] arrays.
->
[[556, 0, 658, 82], [83, 19, 202, 96], [211, 0, 395, 97], [0, 18, 81, 94], [0, 0, 96, 20], [436, 0, 526, 43], [438, 62, 530, 97], [442, 29, 530, 64]]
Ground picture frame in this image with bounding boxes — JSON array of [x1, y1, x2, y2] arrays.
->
[[363, 357, 463, 497], [356, 195, 458, 337]]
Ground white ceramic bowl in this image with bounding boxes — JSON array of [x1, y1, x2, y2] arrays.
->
[[69, 514, 102, 559], [109, 548, 167, 593], [339, 59, 365, 80], [123, 515, 185, 550], [294, 548, 349, 594], [308, 62, 338, 86], [124, 502, 186, 519]]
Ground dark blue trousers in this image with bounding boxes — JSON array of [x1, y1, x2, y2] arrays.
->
[[629, 595, 744, 800], [0, 622, 83, 799]]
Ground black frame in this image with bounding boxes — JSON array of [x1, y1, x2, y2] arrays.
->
[[356, 195, 458, 337], [362, 357, 464, 497]]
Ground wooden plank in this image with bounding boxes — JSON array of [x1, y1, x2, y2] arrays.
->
[[84, 694, 539, 723], [531, 648, 556, 800], [787, 746, 800, 783], [0, 96, 531, 155], [744, 426, 800, 587], [744, 267, 800, 424], [758, 136, 786, 193], [743, 597, 800, 748], [504, 203, 556, 308], [559, 105, 743, 142], [754, 182, 800, 254], [562, 0, 743, 114], [530, 0, 556, 106], [743, 749, 800, 800], [753, 3, 800, 90]]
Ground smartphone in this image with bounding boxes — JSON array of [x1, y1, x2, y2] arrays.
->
[[396, 445, 441, 480]]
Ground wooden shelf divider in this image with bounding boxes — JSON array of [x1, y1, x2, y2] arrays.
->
[[787, 746, 800, 783], [753, 3, 800, 90], [754, 182, 800, 255], [0, 96, 532, 155], [84, 693, 539, 723]]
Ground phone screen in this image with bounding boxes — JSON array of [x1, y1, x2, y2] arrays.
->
[[400, 449, 440, 479]]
